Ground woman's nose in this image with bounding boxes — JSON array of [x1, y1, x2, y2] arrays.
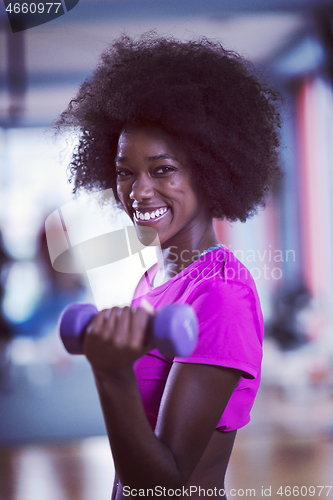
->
[[129, 174, 154, 201]]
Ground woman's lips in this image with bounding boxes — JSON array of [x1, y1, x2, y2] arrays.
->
[[133, 207, 170, 224]]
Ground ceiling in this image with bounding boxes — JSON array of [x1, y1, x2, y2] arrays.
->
[[0, 0, 332, 127]]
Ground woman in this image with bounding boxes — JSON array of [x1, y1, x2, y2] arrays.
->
[[57, 34, 282, 498]]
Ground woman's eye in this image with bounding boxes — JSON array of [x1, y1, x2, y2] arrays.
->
[[155, 166, 175, 175], [116, 169, 131, 178]]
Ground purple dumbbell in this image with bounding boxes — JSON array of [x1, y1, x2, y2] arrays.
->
[[60, 303, 198, 359]]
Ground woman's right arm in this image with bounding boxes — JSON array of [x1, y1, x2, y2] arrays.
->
[[84, 306, 241, 490]]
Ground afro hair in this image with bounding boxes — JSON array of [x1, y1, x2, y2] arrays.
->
[[56, 32, 283, 222]]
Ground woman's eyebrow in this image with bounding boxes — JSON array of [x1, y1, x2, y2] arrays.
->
[[146, 154, 179, 162], [115, 154, 179, 163], [115, 155, 127, 163]]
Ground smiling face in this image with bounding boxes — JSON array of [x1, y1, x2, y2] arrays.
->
[[115, 126, 213, 251]]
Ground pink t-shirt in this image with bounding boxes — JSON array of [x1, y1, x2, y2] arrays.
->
[[132, 247, 264, 432]]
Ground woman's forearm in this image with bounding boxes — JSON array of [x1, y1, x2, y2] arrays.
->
[[94, 368, 183, 489]]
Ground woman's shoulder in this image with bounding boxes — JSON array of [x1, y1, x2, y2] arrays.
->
[[186, 248, 264, 334], [188, 246, 258, 295]]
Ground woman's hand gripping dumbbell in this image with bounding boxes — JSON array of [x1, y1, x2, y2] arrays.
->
[[59, 303, 198, 359]]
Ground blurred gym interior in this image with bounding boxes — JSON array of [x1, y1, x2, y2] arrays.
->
[[1, 0, 333, 498]]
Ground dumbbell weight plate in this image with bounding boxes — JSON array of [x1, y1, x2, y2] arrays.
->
[[154, 304, 198, 358], [60, 303, 98, 354]]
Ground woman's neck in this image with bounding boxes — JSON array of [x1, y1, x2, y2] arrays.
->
[[152, 224, 219, 287]]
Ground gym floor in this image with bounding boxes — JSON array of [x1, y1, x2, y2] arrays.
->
[[0, 385, 333, 500]]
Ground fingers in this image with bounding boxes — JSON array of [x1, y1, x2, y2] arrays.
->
[[112, 306, 132, 348], [86, 307, 117, 340], [129, 307, 151, 349], [86, 305, 152, 353], [114, 306, 151, 351]]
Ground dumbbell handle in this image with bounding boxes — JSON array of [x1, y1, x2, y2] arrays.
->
[[59, 303, 198, 359]]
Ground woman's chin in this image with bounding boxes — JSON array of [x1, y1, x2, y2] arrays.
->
[[133, 224, 161, 247]]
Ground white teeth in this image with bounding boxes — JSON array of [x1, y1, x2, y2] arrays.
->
[[135, 207, 167, 221]]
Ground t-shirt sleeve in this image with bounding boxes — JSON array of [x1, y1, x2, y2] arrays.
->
[[173, 279, 263, 379]]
